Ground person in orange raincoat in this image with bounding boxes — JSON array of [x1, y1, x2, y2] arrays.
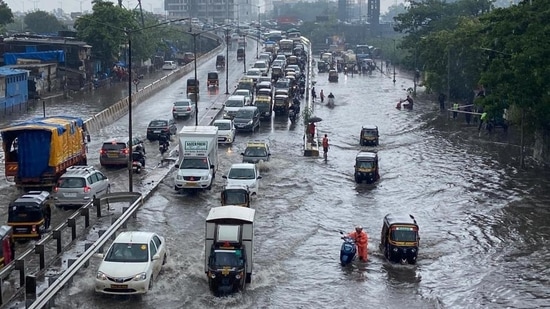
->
[[348, 225, 368, 262]]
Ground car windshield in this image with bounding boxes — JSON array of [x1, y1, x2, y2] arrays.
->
[[212, 250, 243, 268], [390, 228, 418, 242], [224, 191, 247, 204], [247, 70, 260, 76], [236, 109, 254, 118], [236, 91, 249, 97], [362, 129, 377, 137], [357, 161, 374, 169], [244, 146, 267, 157], [175, 101, 190, 107], [254, 63, 266, 68], [58, 177, 86, 188], [215, 122, 231, 130], [105, 243, 149, 263], [228, 168, 256, 179], [180, 158, 209, 169], [226, 100, 244, 107], [149, 120, 167, 127], [275, 81, 289, 88]]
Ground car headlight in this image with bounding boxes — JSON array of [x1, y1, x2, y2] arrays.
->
[[411, 248, 416, 253], [246, 120, 253, 125], [235, 272, 242, 280], [133, 272, 147, 281], [201, 176, 209, 180], [210, 273, 216, 279], [226, 137, 232, 142], [176, 175, 183, 180], [96, 271, 107, 280], [393, 247, 399, 252]]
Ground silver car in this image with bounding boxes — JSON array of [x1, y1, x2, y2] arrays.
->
[[52, 166, 110, 208], [172, 99, 196, 119]]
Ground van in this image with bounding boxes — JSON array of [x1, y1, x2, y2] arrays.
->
[[223, 95, 246, 119], [237, 47, 245, 60], [234, 106, 260, 132]]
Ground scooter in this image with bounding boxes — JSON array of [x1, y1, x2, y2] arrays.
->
[[131, 151, 145, 174], [132, 160, 143, 174], [327, 97, 335, 107], [339, 231, 357, 266], [159, 141, 169, 155]]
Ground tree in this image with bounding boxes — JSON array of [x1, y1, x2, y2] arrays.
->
[[24, 10, 65, 34], [0, 1, 14, 31]]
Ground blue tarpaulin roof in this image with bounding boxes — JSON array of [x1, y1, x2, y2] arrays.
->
[[3, 50, 65, 65]]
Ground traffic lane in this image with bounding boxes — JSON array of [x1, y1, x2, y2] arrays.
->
[[0, 43, 248, 229]]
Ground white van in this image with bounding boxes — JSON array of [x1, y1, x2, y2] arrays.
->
[[223, 95, 246, 119]]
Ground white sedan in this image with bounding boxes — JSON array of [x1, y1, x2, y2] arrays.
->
[[222, 163, 262, 196], [95, 231, 168, 295], [213, 119, 236, 144]]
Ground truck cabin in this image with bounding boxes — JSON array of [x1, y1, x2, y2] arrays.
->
[[0, 225, 14, 268]]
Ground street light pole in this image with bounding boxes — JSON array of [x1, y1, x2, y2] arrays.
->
[[243, 34, 247, 73], [392, 39, 396, 84], [256, 6, 260, 59], [193, 32, 199, 126], [127, 32, 134, 192], [225, 28, 230, 94]]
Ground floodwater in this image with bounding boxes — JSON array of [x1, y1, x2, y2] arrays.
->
[[8, 41, 550, 309]]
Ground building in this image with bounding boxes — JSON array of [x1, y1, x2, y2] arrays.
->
[[164, 0, 260, 24], [0, 67, 29, 115]]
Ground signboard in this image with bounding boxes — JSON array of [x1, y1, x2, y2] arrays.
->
[[185, 140, 208, 151]]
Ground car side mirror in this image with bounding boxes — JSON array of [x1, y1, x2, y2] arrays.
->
[[210, 164, 214, 169], [222, 175, 227, 179], [268, 153, 271, 156], [95, 253, 105, 259], [175, 164, 179, 168], [257, 175, 262, 179], [152, 253, 160, 261], [240, 153, 244, 156]]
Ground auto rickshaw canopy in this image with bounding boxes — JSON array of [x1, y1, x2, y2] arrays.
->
[[208, 72, 219, 80]]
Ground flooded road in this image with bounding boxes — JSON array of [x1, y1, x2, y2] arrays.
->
[[17, 47, 550, 308]]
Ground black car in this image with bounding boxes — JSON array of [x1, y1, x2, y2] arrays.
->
[[234, 106, 260, 132], [146, 119, 177, 141]]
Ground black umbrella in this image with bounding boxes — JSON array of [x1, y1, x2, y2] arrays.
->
[[308, 116, 323, 123]]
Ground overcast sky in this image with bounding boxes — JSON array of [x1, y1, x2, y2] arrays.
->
[[5, 0, 402, 15]]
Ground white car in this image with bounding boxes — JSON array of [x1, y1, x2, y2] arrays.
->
[[162, 61, 177, 70], [213, 119, 236, 144], [222, 163, 261, 196], [234, 89, 253, 105], [95, 231, 168, 295], [245, 68, 262, 84]]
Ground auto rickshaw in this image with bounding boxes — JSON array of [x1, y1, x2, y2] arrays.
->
[[256, 88, 272, 99], [237, 47, 245, 61], [237, 78, 254, 94], [328, 69, 339, 82], [273, 94, 290, 116], [360, 125, 379, 146], [287, 56, 298, 66], [379, 214, 420, 265], [8, 191, 52, 240], [207, 72, 219, 88], [354, 151, 379, 184], [271, 67, 283, 81], [255, 96, 273, 119], [0, 225, 14, 269], [221, 185, 251, 207], [187, 78, 199, 94], [317, 61, 329, 73], [216, 54, 225, 69]]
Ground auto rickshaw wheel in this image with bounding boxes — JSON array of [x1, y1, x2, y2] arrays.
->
[[354, 174, 362, 184]]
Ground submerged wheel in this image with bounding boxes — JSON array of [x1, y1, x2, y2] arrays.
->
[[354, 175, 361, 184]]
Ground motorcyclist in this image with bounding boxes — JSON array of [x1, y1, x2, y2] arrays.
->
[[345, 225, 368, 262], [401, 95, 414, 109], [328, 92, 335, 99], [158, 133, 170, 154]]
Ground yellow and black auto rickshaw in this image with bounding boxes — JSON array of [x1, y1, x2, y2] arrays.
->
[[207, 72, 219, 88], [379, 213, 420, 265], [216, 54, 225, 69], [187, 78, 200, 94], [237, 47, 245, 61], [8, 191, 52, 240], [255, 96, 273, 120], [328, 69, 339, 82], [360, 125, 379, 146], [273, 94, 290, 116], [221, 185, 251, 207], [0, 225, 15, 268], [354, 151, 379, 184]]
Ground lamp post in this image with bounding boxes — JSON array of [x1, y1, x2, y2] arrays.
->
[[256, 6, 260, 59], [225, 27, 230, 94], [392, 39, 396, 84], [192, 31, 199, 126], [242, 34, 247, 73]]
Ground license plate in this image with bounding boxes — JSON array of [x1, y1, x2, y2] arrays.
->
[[110, 284, 128, 289], [15, 228, 27, 232], [107, 152, 118, 158], [154, 130, 161, 133], [186, 182, 198, 186], [63, 193, 77, 197]]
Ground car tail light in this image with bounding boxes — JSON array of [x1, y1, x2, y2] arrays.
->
[[100, 149, 106, 155], [53, 186, 59, 193], [121, 148, 129, 155], [84, 186, 91, 193]]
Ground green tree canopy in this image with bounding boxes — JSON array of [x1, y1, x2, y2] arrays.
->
[[24, 10, 65, 34], [0, 1, 14, 31]]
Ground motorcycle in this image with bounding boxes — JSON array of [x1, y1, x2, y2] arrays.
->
[[132, 151, 145, 174], [339, 231, 357, 266], [288, 108, 297, 123], [159, 140, 169, 155], [327, 97, 335, 107]]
